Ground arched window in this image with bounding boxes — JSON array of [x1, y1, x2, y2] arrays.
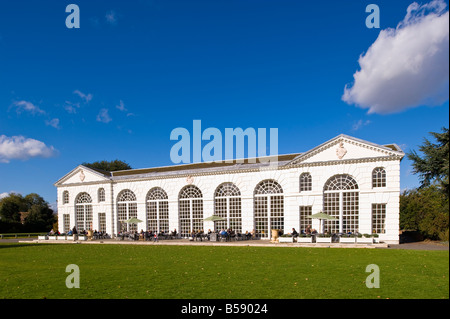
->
[[146, 187, 169, 233], [299, 173, 312, 192], [254, 179, 284, 238], [214, 183, 242, 233], [63, 191, 69, 204], [75, 192, 93, 232], [372, 167, 386, 188], [117, 190, 137, 232], [98, 188, 105, 202], [178, 185, 203, 238], [323, 174, 359, 234]]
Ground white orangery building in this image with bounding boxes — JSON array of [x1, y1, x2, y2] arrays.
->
[[55, 134, 405, 244]]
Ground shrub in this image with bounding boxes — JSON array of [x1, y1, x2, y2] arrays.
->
[[439, 228, 449, 242], [400, 186, 449, 240]]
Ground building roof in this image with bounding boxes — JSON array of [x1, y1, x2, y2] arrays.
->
[[110, 153, 302, 180], [55, 134, 404, 185]]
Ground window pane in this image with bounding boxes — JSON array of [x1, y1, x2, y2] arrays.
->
[[372, 203, 386, 234]]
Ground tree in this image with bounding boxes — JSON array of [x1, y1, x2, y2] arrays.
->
[[23, 193, 56, 232], [82, 159, 132, 172], [0, 193, 55, 232], [24, 202, 56, 232], [400, 186, 449, 241], [407, 127, 449, 197], [0, 193, 27, 223], [401, 127, 450, 241]]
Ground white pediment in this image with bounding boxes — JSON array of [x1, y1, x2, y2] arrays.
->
[[288, 135, 404, 165], [54, 165, 110, 186]]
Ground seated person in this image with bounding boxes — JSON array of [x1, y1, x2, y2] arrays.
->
[[305, 225, 312, 235], [199, 230, 205, 241], [291, 228, 298, 237], [219, 229, 228, 240]]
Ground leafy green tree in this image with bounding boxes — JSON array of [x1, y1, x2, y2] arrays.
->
[[400, 186, 449, 241], [82, 159, 132, 172], [401, 127, 449, 241], [23, 193, 56, 232], [407, 127, 449, 197], [0, 193, 27, 223], [24, 203, 56, 232], [0, 193, 55, 232]]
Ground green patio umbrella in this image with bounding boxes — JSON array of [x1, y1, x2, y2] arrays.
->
[[203, 215, 227, 222], [125, 217, 143, 224], [121, 217, 143, 232], [308, 212, 337, 233], [204, 215, 227, 233]]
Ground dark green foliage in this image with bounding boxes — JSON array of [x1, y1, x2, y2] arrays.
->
[[0, 193, 55, 233], [400, 186, 449, 241], [407, 127, 449, 198], [0, 193, 27, 223], [402, 127, 450, 241], [82, 159, 132, 172]]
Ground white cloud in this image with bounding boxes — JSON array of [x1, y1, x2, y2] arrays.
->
[[64, 101, 80, 114], [0, 192, 10, 199], [12, 100, 45, 115], [105, 10, 118, 24], [45, 118, 60, 129], [0, 191, 21, 199], [116, 100, 128, 112], [0, 135, 57, 163], [73, 90, 93, 103], [351, 119, 371, 131], [342, 0, 449, 114], [96, 108, 112, 123]]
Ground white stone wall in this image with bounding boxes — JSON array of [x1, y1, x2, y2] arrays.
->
[[57, 159, 401, 244], [57, 182, 114, 233]]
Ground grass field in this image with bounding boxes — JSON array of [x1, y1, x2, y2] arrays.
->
[[0, 243, 448, 299]]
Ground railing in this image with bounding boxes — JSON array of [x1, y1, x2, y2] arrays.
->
[[0, 233, 47, 239]]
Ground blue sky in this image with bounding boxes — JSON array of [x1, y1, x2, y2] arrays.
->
[[0, 0, 449, 207]]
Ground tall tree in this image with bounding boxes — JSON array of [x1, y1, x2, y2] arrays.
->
[[407, 127, 449, 197], [24, 202, 56, 232], [23, 193, 56, 231], [0, 193, 27, 223], [82, 159, 132, 172], [400, 186, 449, 240], [0, 193, 55, 232]]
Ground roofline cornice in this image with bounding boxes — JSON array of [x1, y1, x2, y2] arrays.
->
[[55, 155, 402, 187], [287, 135, 404, 166]]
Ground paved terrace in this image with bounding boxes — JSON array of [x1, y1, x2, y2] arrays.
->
[[23, 237, 391, 249], [15, 236, 447, 250], [4, 236, 448, 250]]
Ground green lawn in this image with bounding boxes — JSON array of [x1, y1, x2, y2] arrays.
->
[[0, 243, 448, 299]]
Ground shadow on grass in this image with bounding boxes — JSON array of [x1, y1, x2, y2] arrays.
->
[[0, 243, 52, 249]]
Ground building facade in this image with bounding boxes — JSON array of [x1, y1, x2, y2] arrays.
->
[[55, 134, 404, 244]]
